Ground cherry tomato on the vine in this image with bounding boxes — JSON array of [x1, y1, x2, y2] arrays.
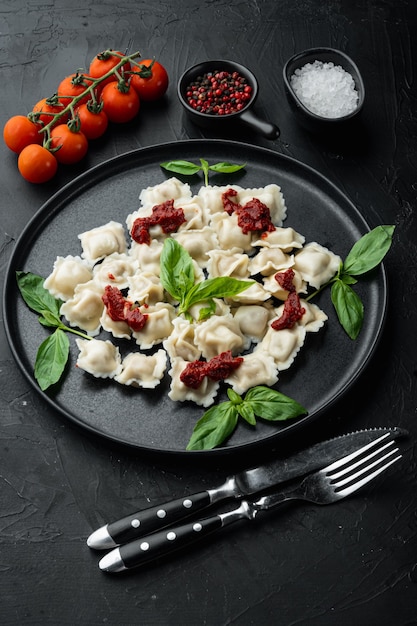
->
[[50, 124, 89, 164], [57, 73, 94, 107], [32, 97, 69, 128], [100, 81, 140, 123], [130, 59, 169, 101], [76, 103, 109, 139], [88, 50, 131, 87], [3, 115, 43, 153], [18, 144, 58, 183]]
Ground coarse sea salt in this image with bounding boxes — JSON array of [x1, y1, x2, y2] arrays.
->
[[290, 60, 359, 119]]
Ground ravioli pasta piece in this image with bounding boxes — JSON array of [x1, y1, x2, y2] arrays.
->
[[92, 253, 138, 289], [210, 212, 253, 253], [262, 269, 306, 300], [78, 221, 127, 263], [252, 226, 305, 252], [177, 197, 210, 231], [255, 324, 307, 371], [197, 184, 243, 215], [127, 271, 164, 305], [171, 226, 219, 268], [294, 242, 341, 289], [207, 248, 250, 279], [44, 255, 93, 301], [115, 349, 167, 388], [132, 302, 176, 349], [60, 281, 104, 336], [139, 177, 191, 206], [297, 300, 328, 332], [168, 357, 220, 407], [75, 338, 122, 379], [163, 317, 202, 362], [232, 304, 272, 343], [194, 313, 247, 359], [226, 281, 270, 305], [249, 248, 294, 276], [100, 309, 131, 340], [128, 239, 163, 275], [225, 351, 278, 395], [236, 184, 287, 226]]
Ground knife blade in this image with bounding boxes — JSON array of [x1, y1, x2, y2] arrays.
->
[[87, 427, 406, 550]]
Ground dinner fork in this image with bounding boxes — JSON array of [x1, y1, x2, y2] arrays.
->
[[99, 433, 402, 572]]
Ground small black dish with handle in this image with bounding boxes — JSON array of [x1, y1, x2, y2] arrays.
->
[[177, 59, 280, 140]]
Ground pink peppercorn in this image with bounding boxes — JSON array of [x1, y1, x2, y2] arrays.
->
[[185, 69, 253, 115]]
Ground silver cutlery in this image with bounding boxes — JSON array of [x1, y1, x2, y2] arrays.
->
[[87, 427, 404, 550], [99, 432, 402, 573]]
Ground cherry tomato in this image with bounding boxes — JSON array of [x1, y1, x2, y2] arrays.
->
[[50, 123, 89, 164], [88, 50, 131, 87], [100, 81, 140, 123], [18, 144, 58, 183], [76, 103, 109, 140], [32, 97, 69, 128], [57, 73, 93, 107], [3, 115, 43, 153], [130, 59, 169, 101]]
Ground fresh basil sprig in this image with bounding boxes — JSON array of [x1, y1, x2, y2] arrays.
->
[[307, 225, 395, 340], [16, 271, 91, 390], [160, 158, 246, 186], [160, 238, 253, 320], [187, 386, 307, 450]]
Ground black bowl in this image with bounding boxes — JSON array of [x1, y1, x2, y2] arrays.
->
[[283, 47, 365, 132], [178, 59, 280, 140]]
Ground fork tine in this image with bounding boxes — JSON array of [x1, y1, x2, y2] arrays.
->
[[329, 439, 396, 481], [332, 445, 400, 489], [333, 452, 402, 498], [323, 432, 392, 473]]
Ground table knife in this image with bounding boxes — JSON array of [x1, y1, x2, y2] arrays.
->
[[87, 427, 405, 550]]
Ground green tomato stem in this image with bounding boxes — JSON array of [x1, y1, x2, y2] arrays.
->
[[35, 50, 141, 144]]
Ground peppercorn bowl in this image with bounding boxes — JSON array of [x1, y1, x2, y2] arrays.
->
[[283, 47, 365, 132], [177, 60, 280, 140]]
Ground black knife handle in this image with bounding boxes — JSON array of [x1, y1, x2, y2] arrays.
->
[[118, 514, 224, 570], [107, 491, 212, 544]]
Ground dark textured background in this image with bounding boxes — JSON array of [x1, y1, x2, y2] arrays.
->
[[1, 1, 416, 624]]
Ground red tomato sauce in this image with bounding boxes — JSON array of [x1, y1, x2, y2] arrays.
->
[[102, 285, 148, 331], [271, 291, 305, 331], [180, 350, 244, 389], [130, 199, 186, 244], [221, 189, 275, 234]]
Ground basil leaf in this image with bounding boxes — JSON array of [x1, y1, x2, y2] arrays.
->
[[182, 277, 253, 313], [34, 329, 70, 391], [209, 162, 246, 174], [160, 160, 202, 176], [160, 238, 195, 301], [38, 309, 62, 328], [197, 299, 217, 321], [244, 386, 307, 421], [186, 402, 239, 451], [237, 403, 256, 425], [331, 279, 364, 340], [16, 271, 62, 317], [343, 225, 395, 276]]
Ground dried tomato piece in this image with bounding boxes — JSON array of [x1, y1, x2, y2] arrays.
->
[[236, 198, 275, 234], [102, 285, 126, 322], [271, 291, 306, 331], [274, 268, 296, 293], [131, 199, 186, 244]]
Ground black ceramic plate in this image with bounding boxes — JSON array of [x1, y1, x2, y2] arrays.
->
[[3, 139, 386, 456]]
